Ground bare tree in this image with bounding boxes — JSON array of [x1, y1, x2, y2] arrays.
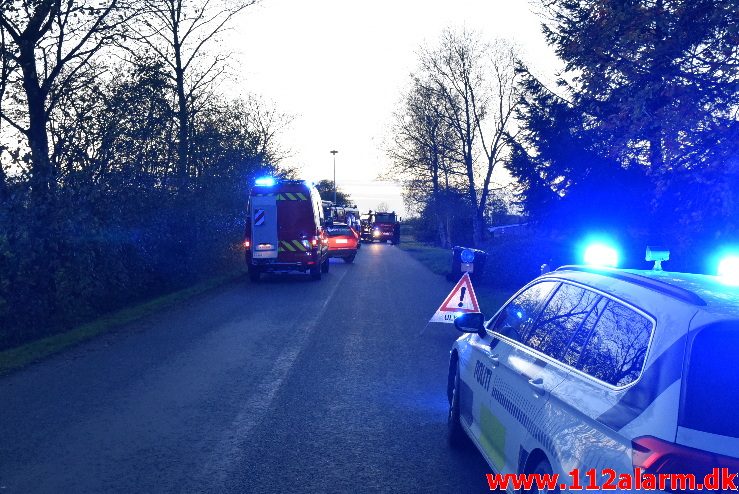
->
[[127, 0, 255, 188], [387, 76, 461, 247], [0, 22, 18, 198], [241, 95, 292, 166], [475, 43, 520, 233], [419, 29, 519, 246], [0, 0, 135, 202], [188, 94, 292, 183]]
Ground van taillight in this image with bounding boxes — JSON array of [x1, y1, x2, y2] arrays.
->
[[244, 239, 250, 248], [632, 436, 739, 489]]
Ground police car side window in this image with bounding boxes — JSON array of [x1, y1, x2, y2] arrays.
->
[[561, 297, 607, 367], [575, 300, 652, 387], [524, 283, 601, 361], [490, 281, 558, 343]]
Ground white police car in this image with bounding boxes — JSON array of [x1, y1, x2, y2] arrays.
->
[[447, 263, 739, 492]]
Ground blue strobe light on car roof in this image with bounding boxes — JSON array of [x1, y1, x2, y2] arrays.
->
[[255, 176, 276, 187], [717, 255, 739, 286], [583, 243, 619, 268]]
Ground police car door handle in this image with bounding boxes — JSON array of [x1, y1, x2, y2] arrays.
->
[[488, 354, 499, 368], [528, 377, 545, 396]]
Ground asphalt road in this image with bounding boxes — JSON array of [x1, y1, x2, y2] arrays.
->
[[0, 243, 491, 493]]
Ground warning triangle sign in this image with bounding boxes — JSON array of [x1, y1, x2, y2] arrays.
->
[[430, 273, 480, 324]]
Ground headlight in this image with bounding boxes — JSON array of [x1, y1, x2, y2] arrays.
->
[[373, 230, 381, 237]]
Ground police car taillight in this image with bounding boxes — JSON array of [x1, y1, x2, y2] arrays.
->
[[632, 436, 739, 490]]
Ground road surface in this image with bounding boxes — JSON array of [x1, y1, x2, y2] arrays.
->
[[0, 243, 491, 493]]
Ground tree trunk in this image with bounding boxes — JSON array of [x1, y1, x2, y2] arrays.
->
[[19, 40, 53, 203], [430, 153, 447, 248], [173, 40, 189, 189], [463, 144, 483, 247], [472, 210, 484, 247]]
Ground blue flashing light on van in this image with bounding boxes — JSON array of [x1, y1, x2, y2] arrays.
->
[[255, 176, 276, 187]]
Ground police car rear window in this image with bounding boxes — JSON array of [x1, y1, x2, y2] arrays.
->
[[682, 322, 739, 438], [575, 300, 652, 387]]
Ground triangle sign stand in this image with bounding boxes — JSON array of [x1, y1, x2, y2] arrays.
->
[[429, 272, 480, 324]]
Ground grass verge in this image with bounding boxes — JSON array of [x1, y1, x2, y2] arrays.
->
[[0, 270, 244, 376], [397, 234, 451, 276], [398, 233, 514, 314]]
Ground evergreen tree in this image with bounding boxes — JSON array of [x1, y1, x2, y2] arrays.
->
[[512, 0, 739, 264]]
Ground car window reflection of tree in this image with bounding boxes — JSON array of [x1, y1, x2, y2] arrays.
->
[[491, 282, 558, 344], [525, 286, 600, 359], [576, 302, 652, 386]]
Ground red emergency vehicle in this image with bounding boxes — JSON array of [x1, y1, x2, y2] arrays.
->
[[244, 178, 329, 281], [360, 211, 401, 245], [326, 223, 359, 263]]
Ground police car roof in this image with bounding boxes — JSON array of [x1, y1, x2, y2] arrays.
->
[[552, 266, 739, 318]]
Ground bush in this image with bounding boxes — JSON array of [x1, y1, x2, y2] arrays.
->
[[479, 233, 572, 289]]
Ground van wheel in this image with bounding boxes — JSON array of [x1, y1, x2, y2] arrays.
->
[[309, 264, 322, 281], [343, 254, 355, 264], [448, 360, 466, 448], [248, 265, 261, 282], [321, 258, 330, 273], [523, 458, 558, 494]]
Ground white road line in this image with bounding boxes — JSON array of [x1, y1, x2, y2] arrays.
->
[[194, 267, 349, 491]]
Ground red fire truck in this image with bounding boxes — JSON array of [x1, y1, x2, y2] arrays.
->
[[360, 210, 401, 245], [244, 178, 330, 281]]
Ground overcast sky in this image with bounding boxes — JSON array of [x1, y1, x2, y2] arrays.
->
[[225, 0, 561, 214]]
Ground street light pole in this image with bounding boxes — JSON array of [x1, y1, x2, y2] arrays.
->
[[330, 150, 338, 204]]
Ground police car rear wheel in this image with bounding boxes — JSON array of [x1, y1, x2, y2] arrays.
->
[[309, 264, 321, 281], [343, 254, 355, 264], [321, 258, 330, 273], [448, 361, 466, 448], [523, 458, 558, 494]]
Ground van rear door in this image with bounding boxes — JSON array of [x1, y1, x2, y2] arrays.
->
[[276, 190, 316, 259], [251, 195, 278, 259]]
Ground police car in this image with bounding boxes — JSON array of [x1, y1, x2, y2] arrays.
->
[[447, 247, 739, 492]]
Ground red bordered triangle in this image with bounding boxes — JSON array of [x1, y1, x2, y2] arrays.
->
[[430, 273, 480, 324]]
